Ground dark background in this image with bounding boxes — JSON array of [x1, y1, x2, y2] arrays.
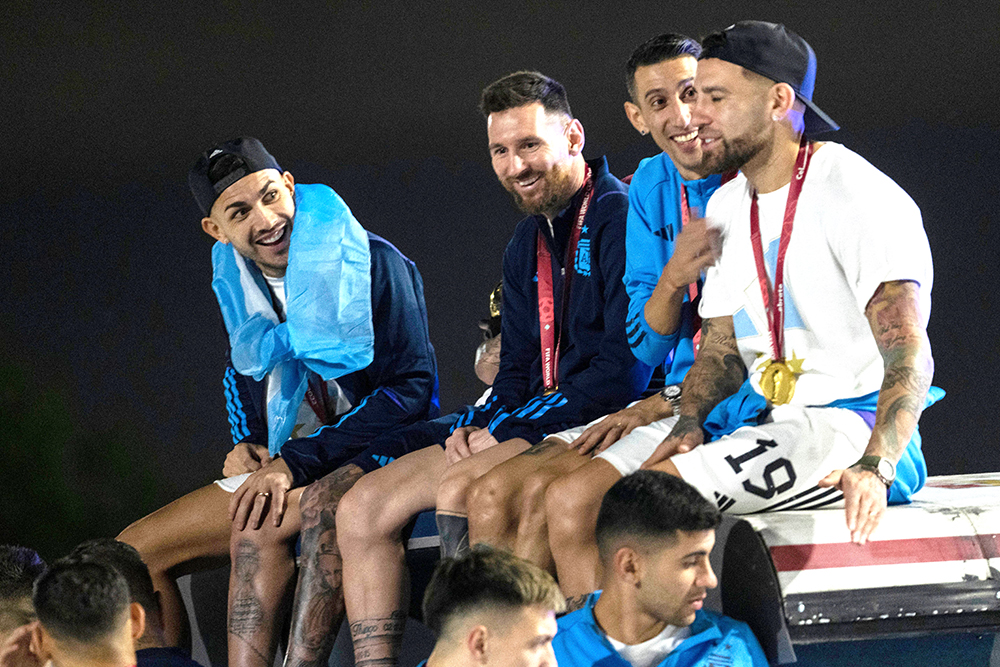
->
[[2, 0, 998, 560]]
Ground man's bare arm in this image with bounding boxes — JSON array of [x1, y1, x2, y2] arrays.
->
[[820, 280, 934, 543], [642, 316, 745, 467]]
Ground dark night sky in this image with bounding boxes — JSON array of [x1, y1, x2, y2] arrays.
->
[[2, 0, 999, 557]]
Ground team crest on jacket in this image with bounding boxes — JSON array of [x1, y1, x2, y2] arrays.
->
[[575, 237, 591, 276]]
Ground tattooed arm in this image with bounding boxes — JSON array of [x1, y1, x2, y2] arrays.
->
[[641, 316, 745, 468], [820, 280, 934, 544]]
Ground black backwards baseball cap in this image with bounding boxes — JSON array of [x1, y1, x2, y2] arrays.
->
[[700, 21, 839, 135], [188, 137, 283, 215]]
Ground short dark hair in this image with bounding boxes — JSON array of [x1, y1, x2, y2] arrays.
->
[[422, 545, 564, 638], [0, 546, 47, 632], [595, 471, 720, 563], [626, 33, 702, 101], [64, 539, 158, 616], [33, 560, 131, 644], [479, 71, 572, 119]]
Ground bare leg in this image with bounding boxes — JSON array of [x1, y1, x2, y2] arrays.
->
[[118, 483, 234, 647], [545, 458, 623, 601], [227, 487, 304, 667], [512, 448, 592, 571], [284, 464, 365, 667], [435, 438, 532, 557], [338, 446, 448, 667], [339, 442, 520, 667], [465, 438, 564, 551]]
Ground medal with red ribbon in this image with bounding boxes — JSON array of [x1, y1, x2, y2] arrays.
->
[[537, 164, 594, 394], [750, 136, 812, 405]]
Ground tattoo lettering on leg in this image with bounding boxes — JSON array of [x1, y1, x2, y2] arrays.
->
[[351, 610, 407, 667]]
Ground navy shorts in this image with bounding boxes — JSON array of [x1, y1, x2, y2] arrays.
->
[[345, 412, 459, 474]]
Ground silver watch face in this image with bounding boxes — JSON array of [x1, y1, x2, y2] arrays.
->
[[662, 385, 682, 401], [878, 458, 896, 482]]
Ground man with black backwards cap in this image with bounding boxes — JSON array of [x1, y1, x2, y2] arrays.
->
[[639, 22, 940, 545], [118, 137, 439, 667]]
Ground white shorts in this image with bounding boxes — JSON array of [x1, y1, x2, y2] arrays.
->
[[550, 404, 870, 515], [214, 473, 250, 494], [547, 409, 679, 477], [672, 405, 871, 514]]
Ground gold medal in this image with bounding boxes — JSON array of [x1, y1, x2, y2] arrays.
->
[[759, 360, 796, 405]]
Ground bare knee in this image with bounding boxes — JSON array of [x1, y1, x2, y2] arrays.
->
[[545, 475, 598, 546], [520, 470, 557, 522], [336, 474, 397, 549], [437, 460, 479, 510], [466, 471, 513, 530]]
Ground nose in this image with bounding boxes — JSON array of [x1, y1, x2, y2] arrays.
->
[[673, 100, 693, 128], [699, 560, 718, 590], [507, 152, 528, 177], [542, 641, 558, 667], [690, 96, 710, 130]]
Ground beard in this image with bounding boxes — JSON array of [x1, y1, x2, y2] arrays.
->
[[701, 114, 772, 176], [504, 160, 579, 217]]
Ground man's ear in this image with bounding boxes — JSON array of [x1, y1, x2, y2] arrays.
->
[[466, 624, 489, 662], [624, 100, 649, 136], [566, 118, 585, 156], [30, 622, 51, 662], [614, 545, 642, 586], [281, 170, 296, 193], [769, 82, 798, 122], [201, 215, 228, 244], [129, 602, 146, 642]]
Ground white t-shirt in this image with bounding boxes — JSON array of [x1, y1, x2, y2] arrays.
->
[[700, 143, 933, 406], [605, 624, 690, 667], [264, 274, 288, 320]]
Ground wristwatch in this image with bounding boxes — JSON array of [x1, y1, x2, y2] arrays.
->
[[660, 384, 682, 416], [852, 455, 896, 488]]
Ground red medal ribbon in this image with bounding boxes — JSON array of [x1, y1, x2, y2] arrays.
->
[[749, 136, 813, 361], [304, 373, 330, 424], [537, 164, 594, 393]]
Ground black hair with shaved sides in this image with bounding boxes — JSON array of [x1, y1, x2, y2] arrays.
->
[[480, 71, 572, 119], [626, 33, 702, 101], [596, 471, 720, 564], [65, 539, 158, 616], [33, 560, 130, 644], [422, 544, 564, 638]]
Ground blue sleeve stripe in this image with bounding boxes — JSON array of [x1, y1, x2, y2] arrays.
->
[[513, 392, 564, 419], [224, 367, 250, 444], [304, 388, 382, 439], [487, 409, 511, 432], [523, 395, 568, 420]]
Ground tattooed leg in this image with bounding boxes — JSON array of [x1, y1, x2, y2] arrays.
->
[[350, 610, 407, 667], [435, 511, 470, 559], [285, 464, 365, 667], [227, 487, 303, 667]]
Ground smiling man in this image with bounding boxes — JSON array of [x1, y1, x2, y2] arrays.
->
[[553, 471, 767, 667], [118, 137, 439, 667], [335, 71, 650, 667]]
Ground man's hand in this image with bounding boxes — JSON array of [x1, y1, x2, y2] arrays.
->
[[0, 624, 43, 667], [229, 457, 294, 531], [467, 428, 499, 455], [570, 396, 672, 456], [662, 217, 720, 292], [444, 426, 480, 465], [223, 442, 272, 477], [640, 415, 704, 469], [819, 466, 888, 545]]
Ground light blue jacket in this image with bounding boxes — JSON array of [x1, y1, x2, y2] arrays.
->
[[553, 591, 768, 667], [623, 152, 721, 384]]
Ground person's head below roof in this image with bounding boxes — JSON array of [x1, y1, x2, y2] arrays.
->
[[479, 71, 572, 120], [422, 545, 564, 667], [0, 545, 46, 643], [625, 33, 702, 103], [63, 539, 165, 650], [595, 471, 720, 628], [31, 560, 143, 667], [188, 137, 296, 278]]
